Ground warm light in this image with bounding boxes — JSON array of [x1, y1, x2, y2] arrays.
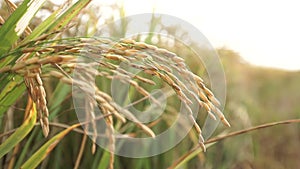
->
[[118, 0, 300, 71]]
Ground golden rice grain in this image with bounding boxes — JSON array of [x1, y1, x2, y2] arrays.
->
[[120, 38, 135, 44], [145, 44, 158, 50], [11, 62, 26, 71], [0, 65, 11, 73], [12, 37, 230, 153], [49, 70, 64, 78], [155, 48, 175, 58], [25, 57, 39, 65], [24, 66, 50, 137], [134, 42, 148, 49], [172, 56, 185, 63], [109, 48, 126, 55], [143, 69, 157, 75], [124, 49, 138, 56]]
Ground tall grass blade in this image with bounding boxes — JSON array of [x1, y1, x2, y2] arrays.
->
[[0, 0, 45, 55], [0, 76, 25, 117], [168, 143, 215, 169], [20, 123, 81, 169], [0, 101, 37, 159], [46, 0, 91, 33]]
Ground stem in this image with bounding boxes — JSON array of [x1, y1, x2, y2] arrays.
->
[[205, 118, 300, 144]]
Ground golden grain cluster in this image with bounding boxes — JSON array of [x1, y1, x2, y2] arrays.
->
[[0, 37, 230, 152]]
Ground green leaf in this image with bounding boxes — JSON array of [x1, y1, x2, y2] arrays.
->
[[0, 75, 25, 117], [169, 143, 215, 169], [48, 81, 71, 119], [14, 128, 40, 169], [0, 102, 37, 159], [20, 8, 61, 45], [0, 0, 91, 119], [21, 0, 91, 45], [0, 0, 46, 55], [97, 151, 111, 169], [20, 123, 80, 169], [46, 0, 91, 33]]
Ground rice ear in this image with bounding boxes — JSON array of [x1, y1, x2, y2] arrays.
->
[[13, 37, 230, 150]]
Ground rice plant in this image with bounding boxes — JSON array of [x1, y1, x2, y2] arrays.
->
[[2, 1, 300, 169], [0, 1, 230, 168]]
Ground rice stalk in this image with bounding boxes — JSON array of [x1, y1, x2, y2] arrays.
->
[[1, 37, 230, 152]]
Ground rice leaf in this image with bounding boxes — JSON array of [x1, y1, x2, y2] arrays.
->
[[20, 9, 61, 44], [0, 75, 25, 117], [168, 143, 215, 169], [0, 101, 37, 159], [46, 0, 91, 33], [0, 0, 46, 55], [20, 123, 80, 169]]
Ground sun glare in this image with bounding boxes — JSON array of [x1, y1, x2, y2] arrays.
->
[[118, 0, 300, 71], [49, 0, 300, 70]]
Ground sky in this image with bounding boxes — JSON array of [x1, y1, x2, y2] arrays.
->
[[48, 0, 300, 70], [110, 0, 300, 71]]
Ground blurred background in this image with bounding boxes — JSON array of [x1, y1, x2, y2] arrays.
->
[[1, 0, 300, 168]]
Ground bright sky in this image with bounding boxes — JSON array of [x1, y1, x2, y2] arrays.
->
[[110, 0, 300, 71]]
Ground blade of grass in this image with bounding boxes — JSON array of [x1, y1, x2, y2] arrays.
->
[[45, 0, 91, 33], [0, 99, 36, 159], [21, 0, 91, 45], [0, 75, 25, 117], [167, 143, 215, 169], [97, 151, 111, 169], [91, 150, 102, 169], [48, 81, 71, 119], [20, 123, 81, 169], [14, 128, 39, 169], [0, 0, 46, 55], [20, 9, 61, 44], [20, 114, 112, 169], [52, 142, 64, 169]]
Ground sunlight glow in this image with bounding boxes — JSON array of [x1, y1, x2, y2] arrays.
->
[[117, 0, 300, 70]]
